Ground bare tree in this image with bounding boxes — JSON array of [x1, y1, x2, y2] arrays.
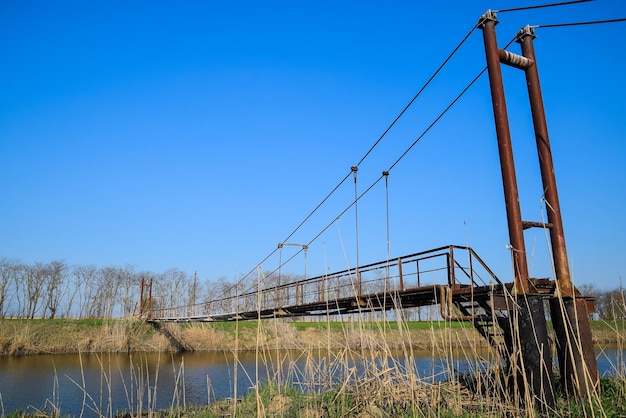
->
[[154, 268, 189, 309], [597, 287, 626, 321], [99, 266, 123, 318], [118, 264, 138, 317], [0, 257, 245, 319], [86, 268, 105, 318], [21, 262, 47, 319], [214, 276, 236, 313], [188, 271, 199, 306], [84, 266, 122, 318], [12, 263, 24, 318], [43, 260, 68, 319], [65, 264, 90, 318], [71, 264, 98, 318], [0, 258, 18, 318]]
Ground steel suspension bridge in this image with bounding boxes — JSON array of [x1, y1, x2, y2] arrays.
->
[[140, 5, 626, 407]]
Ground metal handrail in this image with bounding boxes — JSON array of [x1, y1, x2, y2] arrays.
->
[[149, 245, 502, 321]]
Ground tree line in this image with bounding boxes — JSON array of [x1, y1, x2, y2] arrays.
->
[[0, 257, 623, 321], [0, 258, 215, 319], [578, 283, 626, 321]]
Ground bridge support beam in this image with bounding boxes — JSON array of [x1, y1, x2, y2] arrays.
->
[[550, 296, 598, 397], [510, 295, 555, 410], [479, 12, 555, 409], [516, 25, 599, 398], [479, 11, 530, 296], [480, 10, 599, 401]]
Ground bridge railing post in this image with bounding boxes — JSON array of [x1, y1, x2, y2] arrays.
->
[[449, 246, 457, 288]]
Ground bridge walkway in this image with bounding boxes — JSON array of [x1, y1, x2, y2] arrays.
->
[[147, 245, 560, 356]]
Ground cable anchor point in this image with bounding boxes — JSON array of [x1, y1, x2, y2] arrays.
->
[[478, 10, 498, 28], [516, 25, 536, 43]]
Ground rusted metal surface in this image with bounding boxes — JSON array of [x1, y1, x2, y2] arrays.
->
[[479, 11, 530, 295], [139, 276, 153, 319], [149, 245, 505, 322], [516, 295, 556, 409], [498, 49, 534, 70], [147, 14, 600, 406], [550, 296, 599, 397], [139, 277, 145, 317], [522, 221, 554, 230], [148, 245, 566, 326], [437, 285, 475, 321], [516, 26, 599, 397], [479, 13, 560, 408], [516, 26, 574, 298], [148, 241, 580, 409]]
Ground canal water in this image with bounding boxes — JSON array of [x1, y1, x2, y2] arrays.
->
[[0, 348, 623, 417]]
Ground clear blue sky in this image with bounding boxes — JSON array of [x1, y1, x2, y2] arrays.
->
[[1, 1, 625, 290]]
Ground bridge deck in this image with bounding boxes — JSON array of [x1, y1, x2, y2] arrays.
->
[[147, 245, 557, 323]]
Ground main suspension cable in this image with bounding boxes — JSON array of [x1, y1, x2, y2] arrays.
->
[[213, 33, 528, 301], [494, 0, 592, 13], [231, 60, 497, 296], [533, 17, 626, 28], [355, 23, 480, 168], [386, 36, 519, 172], [225, 171, 352, 297], [230, 26, 482, 290], [233, 36, 532, 301], [307, 175, 386, 251], [386, 68, 487, 173], [300, 62, 496, 262], [274, 24, 481, 255]]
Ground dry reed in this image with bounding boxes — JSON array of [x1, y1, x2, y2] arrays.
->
[[1, 304, 625, 416]]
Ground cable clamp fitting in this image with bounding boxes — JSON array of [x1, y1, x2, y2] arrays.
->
[[478, 10, 498, 28], [516, 25, 536, 43]]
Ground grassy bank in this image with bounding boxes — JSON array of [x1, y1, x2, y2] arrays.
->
[[0, 318, 170, 355], [0, 318, 623, 355], [1, 319, 625, 417], [0, 318, 482, 355], [156, 378, 626, 418]]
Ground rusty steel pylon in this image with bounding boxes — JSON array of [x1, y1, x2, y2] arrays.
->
[[139, 276, 153, 320], [478, 10, 598, 403]]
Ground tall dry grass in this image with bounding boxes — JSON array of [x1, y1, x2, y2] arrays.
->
[[212, 294, 625, 417], [0, 319, 171, 355], [2, 295, 625, 417]]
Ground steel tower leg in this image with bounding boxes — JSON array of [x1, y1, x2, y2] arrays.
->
[[517, 26, 598, 397], [479, 12, 555, 410]]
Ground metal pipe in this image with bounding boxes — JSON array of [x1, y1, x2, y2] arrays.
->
[[515, 294, 556, 409], [449, 245, 457, 287], [522, 221, 554, 230], [517, 26, 574, 297], [479, 11, 530, 294], [550, 296, 599, 396], [480, 14, 556, 409], [437, 285, 474, 321], [517, 25, 598, 397], [148, 278, 153, 319], [498, 49, 533, 70], [139, 277, 145, 318]]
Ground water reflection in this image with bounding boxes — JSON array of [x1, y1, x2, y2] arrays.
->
[[0, 347, 623, 417]]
